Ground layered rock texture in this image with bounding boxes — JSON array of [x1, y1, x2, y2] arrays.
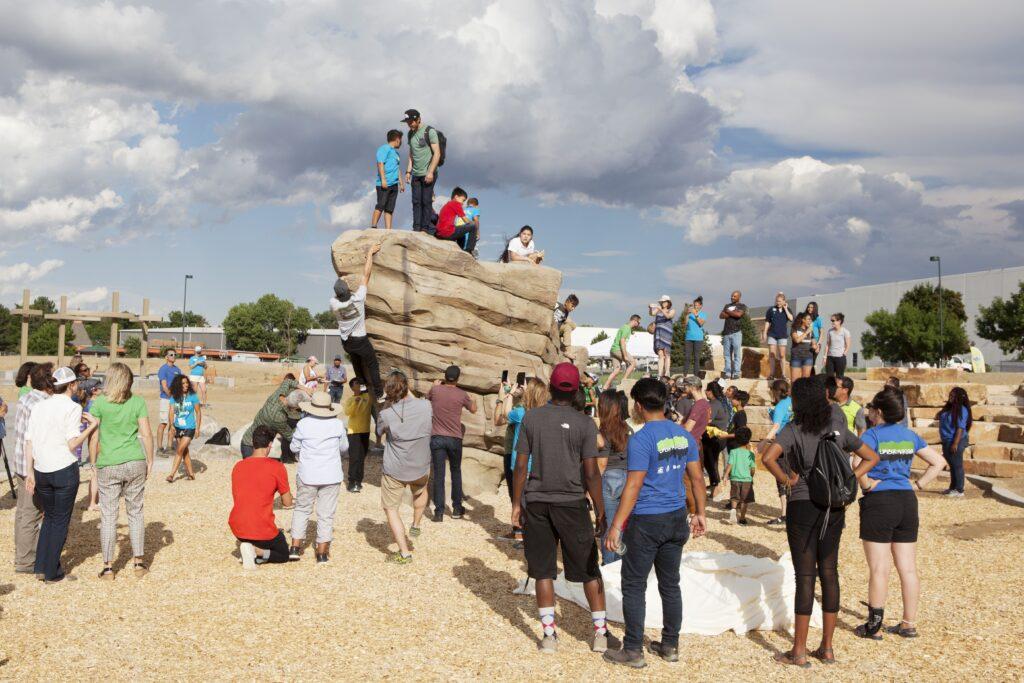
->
[[332, 229, 562, 453]]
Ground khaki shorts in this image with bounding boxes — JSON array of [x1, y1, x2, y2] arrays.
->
[[380, 473, 429, 511], [159, 398, 170, 424], [190, 374, 206, 384]]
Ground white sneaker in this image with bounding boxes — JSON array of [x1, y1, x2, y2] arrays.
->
[[239, 542, 257, 570], [728, 509, 737, 524], [538, 634, 558, 653]]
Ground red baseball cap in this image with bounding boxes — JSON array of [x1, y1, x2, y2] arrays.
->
[[550, 362, 580, 392]]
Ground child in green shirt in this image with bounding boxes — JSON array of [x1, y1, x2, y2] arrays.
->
[[603, 314, 642, 390], [724, 426, 755, 525]]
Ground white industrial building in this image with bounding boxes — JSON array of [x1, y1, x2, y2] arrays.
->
[[795, 265, 1024, 370]]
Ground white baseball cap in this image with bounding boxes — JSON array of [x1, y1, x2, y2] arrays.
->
[[658, 294, 672, 303], [53, 366, 77, 386]]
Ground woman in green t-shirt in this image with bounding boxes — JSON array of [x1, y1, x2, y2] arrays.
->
[[90, 363, 154, 580]]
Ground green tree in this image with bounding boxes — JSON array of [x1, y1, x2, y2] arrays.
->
[[975, 280, 1024, 358], [0, 304, 20, 352], [223, 294, 313, 355], [123, 336, 143, 358], [738, 314, 759, 347], [900, 283, 968, 325], [862, 288, 969, 364], [314, 310, 336, 328], [167, 310, 211, 328], [590, 330, 609, 344]]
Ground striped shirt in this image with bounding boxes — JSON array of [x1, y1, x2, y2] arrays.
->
[[11, 389, 48, 477]]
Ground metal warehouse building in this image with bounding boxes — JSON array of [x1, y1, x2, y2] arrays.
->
[[794, 265, 1024, 369]]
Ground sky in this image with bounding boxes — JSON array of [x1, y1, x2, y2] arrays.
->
[[0, 0, 1022, 328]]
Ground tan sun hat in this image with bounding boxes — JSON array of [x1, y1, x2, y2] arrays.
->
[[298, 390, 341, 418]]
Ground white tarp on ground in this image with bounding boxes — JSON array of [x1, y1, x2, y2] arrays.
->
[[514, 551, 822, 635]]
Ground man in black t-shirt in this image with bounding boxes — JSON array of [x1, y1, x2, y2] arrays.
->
[[512, 363, 618, 656], [719, 291, 748, 380]]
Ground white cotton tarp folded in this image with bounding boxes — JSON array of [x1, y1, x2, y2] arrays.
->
[[513, 551, 822, 635]]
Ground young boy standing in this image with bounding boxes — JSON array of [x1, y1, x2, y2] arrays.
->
[[553, 294, 579, 348], [603, 378, 706, 668], [724, 426, 756, 525], [343, 378, 372, 492], [371, 130, 404, 230], [604, 314, 641, 389], [435, 186, 478, 254]]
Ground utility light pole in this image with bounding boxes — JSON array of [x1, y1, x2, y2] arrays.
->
[[182, 274, 194, 353], [929, 256, 943, 366]]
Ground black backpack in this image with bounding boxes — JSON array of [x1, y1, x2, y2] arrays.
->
[[205, 427, 231, 446], [410, 125, 447, 167], [793, 431, 858, 510]]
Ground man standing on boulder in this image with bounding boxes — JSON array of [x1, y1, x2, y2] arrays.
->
[[402, 109, 441, 235], [512, 362, 618, 655], [719, 290, 747, 380], [332, 243, 385, 403]]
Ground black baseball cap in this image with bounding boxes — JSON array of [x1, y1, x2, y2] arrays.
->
[[401, 109, 421, 123], [444, 365, 460, 381]]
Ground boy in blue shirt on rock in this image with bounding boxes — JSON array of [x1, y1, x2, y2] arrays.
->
[[371, 130, 404, 230], [604, 378, 706, 669]]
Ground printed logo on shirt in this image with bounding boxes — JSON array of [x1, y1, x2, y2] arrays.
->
[[876, 440, 915, 461], [654, 435, 690, 474], [561, 423, 570, 430]]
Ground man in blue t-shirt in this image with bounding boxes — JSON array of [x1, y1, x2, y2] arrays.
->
[[157, 349, 182, 453], [371, 130, 405, 231], [604, 378, 706, 669], [683, 296, 706, 377]]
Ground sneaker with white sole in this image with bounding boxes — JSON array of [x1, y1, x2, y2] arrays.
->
[[591, 629, 621, 653], [538, 634, 558, 653], [728, 509, 737, 524], [239, 542, 257, 570]]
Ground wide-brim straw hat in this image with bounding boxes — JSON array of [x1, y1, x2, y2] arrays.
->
[[299, 390, 341, 417]]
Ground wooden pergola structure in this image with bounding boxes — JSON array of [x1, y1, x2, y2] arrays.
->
[[14, 289, 159, 371]]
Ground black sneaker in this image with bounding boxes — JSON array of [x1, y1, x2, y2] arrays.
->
[[288, 546, 302, 561], [431, 511, 444, 523], [346, 483, 356, 493], [355, 483, 363, 492], [648, 640, 679, 662], [767, 516, 786, 525], [738, 518, 749, 526], [315, 553, 329, 564], [603, 648, 646, 668], [451, 510, 464, 520]]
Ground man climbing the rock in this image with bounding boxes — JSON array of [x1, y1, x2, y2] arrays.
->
[[332, 243, 385, 403]]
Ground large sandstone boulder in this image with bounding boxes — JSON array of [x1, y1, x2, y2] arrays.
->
[[866, 367, 964, 383], [740, 347, 769, 379], [332, 229, 562, 453], [903, 382, 987, 407]]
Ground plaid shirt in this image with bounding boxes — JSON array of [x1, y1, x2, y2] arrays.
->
[[11, 389, 48, 477], [242, 380, 300, 447]]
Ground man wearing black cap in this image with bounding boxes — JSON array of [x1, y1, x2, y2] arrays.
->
[[427, 365, 477, 521], [401, 109, 441, 234], [331, 243, 384, 402]]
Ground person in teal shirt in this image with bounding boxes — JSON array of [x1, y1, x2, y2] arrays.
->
[[189, 345, 208, 405], [683, 296, 707, 377], [805, 301, 824, 372], [603, 314, 641, 390], [763, 379, 792, 526], [167, 375, 202, 483], [371, 130, 404, 230]]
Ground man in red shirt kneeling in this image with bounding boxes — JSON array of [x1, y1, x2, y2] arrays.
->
[[229, 425, 294, 569]]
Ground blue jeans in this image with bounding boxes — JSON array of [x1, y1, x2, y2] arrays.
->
[[328, 384, 344, 403], [430, 435, 464, 515], [621, 508, 690, 651], [601, 468, 627, 565], [34, 463, 80, 580], [942, 438, 968, 493], [411, 173, 438, 234], [722, 331, 742, 377]]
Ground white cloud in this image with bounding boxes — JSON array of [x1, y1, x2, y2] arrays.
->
[[67, 286, 109, 308], [0, 190, 123, 241], [665, 256, 841, 305], [329, 189, 376, 228], [0, 259, 63, 285]]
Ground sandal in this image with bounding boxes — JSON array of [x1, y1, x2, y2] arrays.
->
[[408, 526, 422, 538], [165, 475, 174, 483], [98, 567, 115, 581], [811, 647, 836, 664], [854, 623, 883, 640], [385, 552, 413, 565], [186, 474, 196, 481], [885, 622, 919, 638], [774, 651, 811, 669], [133, 562, 149, 578]]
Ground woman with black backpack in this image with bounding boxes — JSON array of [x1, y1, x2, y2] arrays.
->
[[762, 376, 880, 668]]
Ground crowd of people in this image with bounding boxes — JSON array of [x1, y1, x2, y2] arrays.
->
[[367, 109, 546, 265]]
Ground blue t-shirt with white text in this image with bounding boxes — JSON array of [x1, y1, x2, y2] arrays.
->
[[861, 423, 925, 492], [627, 420, 699, 515], [375, 144, 400, 186], [172, 393, 200, 430]]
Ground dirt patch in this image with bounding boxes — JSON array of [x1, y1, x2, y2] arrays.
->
[[946, 517, 1024, 540]]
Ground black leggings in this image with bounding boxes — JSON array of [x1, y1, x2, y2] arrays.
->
[[237, 531, 290, 564], [786, 501, 844, 615], [343, 335, 383, 399], [701, 434, 722, 488], [825, 356, 847, 377]]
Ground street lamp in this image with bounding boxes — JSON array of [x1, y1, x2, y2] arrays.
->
[[929, 256, 942, 366], [182, 274, 194, 353]]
